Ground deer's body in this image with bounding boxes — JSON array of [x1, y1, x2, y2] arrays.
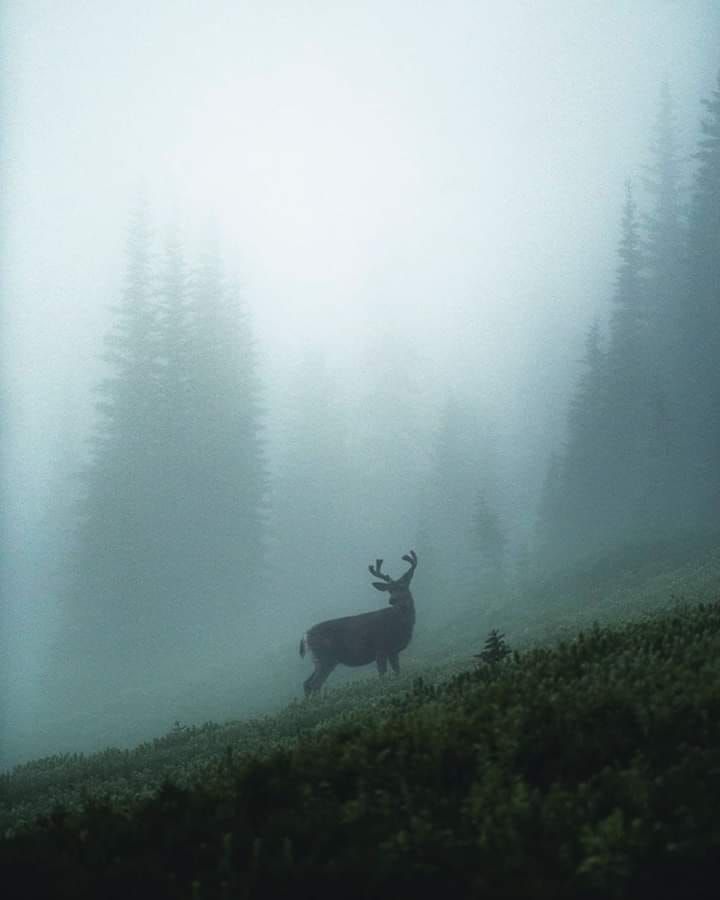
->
[[300, 551, 417, 696], [301, 604, 415, 667]]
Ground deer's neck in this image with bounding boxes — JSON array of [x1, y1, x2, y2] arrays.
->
[[399, 597, 415, 626]]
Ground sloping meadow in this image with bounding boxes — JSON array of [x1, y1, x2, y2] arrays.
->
[[2, 574, 720, 898]]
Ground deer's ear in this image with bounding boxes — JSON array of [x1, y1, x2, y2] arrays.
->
[[372, 581, 391, 591]]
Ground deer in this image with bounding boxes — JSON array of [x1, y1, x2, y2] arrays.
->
[[299, 551, 418, 697]]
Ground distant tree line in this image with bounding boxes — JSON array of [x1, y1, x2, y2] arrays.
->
[[536, 75, 720, 573], [48, 211, 267, 700]]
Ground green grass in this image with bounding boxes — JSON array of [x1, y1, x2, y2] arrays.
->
[[2, 541, 720, 898]]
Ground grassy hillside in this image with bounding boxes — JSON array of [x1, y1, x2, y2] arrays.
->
[[8, 535, 718, 771], [2, 541, 720, 898]]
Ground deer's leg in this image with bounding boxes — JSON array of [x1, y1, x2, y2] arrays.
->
[[376, 654, 388, 677], [389, 652, 400, 675], [305, 659, 336, 696]]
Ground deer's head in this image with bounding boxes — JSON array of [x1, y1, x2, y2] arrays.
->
[[369, 551, 417, 611]]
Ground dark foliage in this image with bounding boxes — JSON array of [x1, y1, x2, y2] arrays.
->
[[3, 597, 720, 898], [474, 628, 512, 665]]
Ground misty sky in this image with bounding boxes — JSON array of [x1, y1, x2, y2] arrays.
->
[[4, 3, 718, 517], [2, 2, 719, 709]]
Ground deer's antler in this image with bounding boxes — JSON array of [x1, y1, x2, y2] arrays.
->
[[398, 550, 417, 584], [368, 559, 392, 582]]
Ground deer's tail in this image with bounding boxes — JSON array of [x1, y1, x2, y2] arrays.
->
[[299, 634, 307, 658]]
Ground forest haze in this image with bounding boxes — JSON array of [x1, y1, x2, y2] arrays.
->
[[2, 1, 720, 768]]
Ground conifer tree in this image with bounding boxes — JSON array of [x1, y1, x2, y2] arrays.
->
[[150, 227, 196, 629], [604, 181, 650, 540], [51, 200, 162, 699], [640, 81, 686, 532], [562, 320, 612, 558], [643, 81, 685, 369], [182, 249, 267, 655], [474, 628, 511, 666], [156, 227, 192, 444], [677, 71, 720, 530]]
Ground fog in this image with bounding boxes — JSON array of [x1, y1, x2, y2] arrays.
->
[[2, 1, 719, 767]]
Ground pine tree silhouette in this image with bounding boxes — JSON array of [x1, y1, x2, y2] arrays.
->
[[475, 628, 511, 665]]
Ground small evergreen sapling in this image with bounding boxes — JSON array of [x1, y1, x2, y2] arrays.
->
[[475, 628, 512, 665]]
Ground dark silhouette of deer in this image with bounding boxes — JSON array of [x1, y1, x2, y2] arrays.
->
[[299, 551, 418, 696]]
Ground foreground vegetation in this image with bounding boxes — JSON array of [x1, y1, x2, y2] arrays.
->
[[2, 561, 720, 898]]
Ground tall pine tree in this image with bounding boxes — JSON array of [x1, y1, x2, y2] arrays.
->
[[677, 71, 720, 531], [641, 81, 686, 532], [182, 249, 267, 658], [604, 181, 650, 541], [643, 81, 686, 370], [561, 320, 612, 559], [50, 200, 163, 700]]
